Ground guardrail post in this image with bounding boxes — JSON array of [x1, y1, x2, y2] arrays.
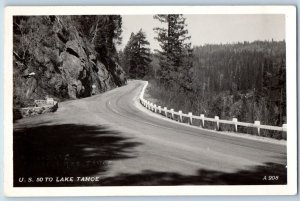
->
[[282, 124, 287, 139], [188, 112, 193, 125], [254, 121, 261, 136], [282, 124, 287, 131], [170, 109, 174, 119], [154, 104, 157, 113], [164, 107, 168, 117], [178, 110, 183, 122], [215, 116, 220, 131], [200, 114, 205, 128], [232, 118, 238, 132], [158, 106, 161, 114]]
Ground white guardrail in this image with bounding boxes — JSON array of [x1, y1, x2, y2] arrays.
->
[[139, 81, 287, 136]]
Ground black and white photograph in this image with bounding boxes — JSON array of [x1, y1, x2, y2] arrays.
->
[[4, 6, 297, 196]]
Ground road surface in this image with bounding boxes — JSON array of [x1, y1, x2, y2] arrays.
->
[[13, 80, 287, 186]]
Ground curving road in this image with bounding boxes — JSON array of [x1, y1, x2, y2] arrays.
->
[[13, 80, 287, 186]]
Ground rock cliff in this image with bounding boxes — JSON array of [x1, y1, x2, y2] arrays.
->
[[13, 16, 126, 107]]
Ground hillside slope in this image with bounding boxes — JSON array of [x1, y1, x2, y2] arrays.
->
[[13, 16, 126, 107]]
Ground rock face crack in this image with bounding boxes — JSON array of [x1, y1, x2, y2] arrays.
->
[[56, 32, 68, 43], [66, 47, 80, 58]]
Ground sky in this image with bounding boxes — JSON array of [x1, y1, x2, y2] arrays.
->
[[117, 14, 285, 51]]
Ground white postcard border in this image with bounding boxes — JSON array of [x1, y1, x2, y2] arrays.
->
[[4, 5, 297, 196]]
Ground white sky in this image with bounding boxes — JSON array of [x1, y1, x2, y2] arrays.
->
[[117, 14, 285, 52]]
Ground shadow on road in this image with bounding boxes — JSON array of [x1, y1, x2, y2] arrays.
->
[[99, 162, 286, 186], [13, 123, 142, 187], [13, 123, 286, 187]]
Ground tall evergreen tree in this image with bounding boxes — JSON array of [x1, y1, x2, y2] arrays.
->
[[123, 29, 151, 79], [153, 14, 193, 91]]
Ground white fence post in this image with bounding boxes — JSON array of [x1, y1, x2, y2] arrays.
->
[[282, 124, 287, 131], [215, 116, 220, 131], [164, 107, 168, 117], [254, 121, 261, 136], [170, 109, 174, 119], [200, 114, 205, 128], [178, 110, 183, 122], [188, 112, 193, 125], [282, 124, 287, 139], [154, 104, 157, 113], [232, 118, 238, 132]]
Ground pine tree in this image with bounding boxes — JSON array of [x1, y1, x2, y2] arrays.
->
[[123, 29, 151, 79], [153, 14, 193, 91]]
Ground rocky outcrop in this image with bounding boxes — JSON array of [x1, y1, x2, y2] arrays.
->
[[13, 16, 126, 108], [13, 98, 58, 121], [18, 102, 59, 119]]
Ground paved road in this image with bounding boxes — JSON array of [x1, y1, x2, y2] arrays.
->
[[13, 80, 287, 186]]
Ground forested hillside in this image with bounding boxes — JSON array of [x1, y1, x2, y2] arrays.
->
[[193, 41, 286, 123], [13, 15, 126, 108], [147, 40, 286, 137]]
